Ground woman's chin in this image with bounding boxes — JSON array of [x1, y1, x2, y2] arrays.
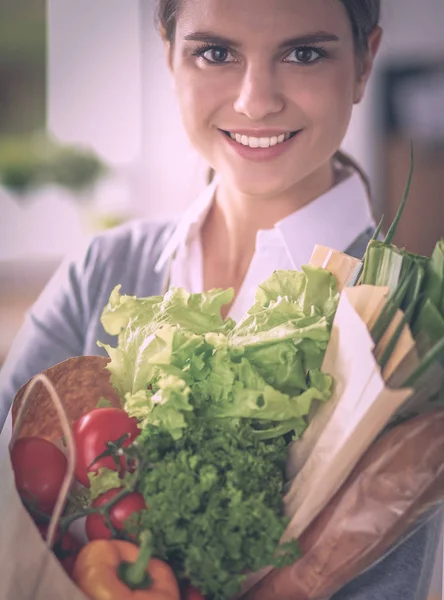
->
[[222, 167, 300, 200]]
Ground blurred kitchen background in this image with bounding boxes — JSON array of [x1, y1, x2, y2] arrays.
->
[[0, 2, 443, 596]]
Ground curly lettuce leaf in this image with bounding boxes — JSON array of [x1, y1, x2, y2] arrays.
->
[[101, 285, 235, 338], [137, 420, 300, 600], [250, 266, 338, 320], [87, 467, 135, 501], [99, 324, 206, 398], [99, 265, 337, 441], [124, 375, 193, 440]]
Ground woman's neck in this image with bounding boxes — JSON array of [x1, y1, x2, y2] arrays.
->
[[201, 159, 334, 291]]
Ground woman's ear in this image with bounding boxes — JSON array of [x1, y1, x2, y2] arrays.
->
[[354, 26, 383, 104]]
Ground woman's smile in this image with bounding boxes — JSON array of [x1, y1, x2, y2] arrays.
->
[[218, 127, 302, 162]]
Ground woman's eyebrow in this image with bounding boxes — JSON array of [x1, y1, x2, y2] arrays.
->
[[278, 31, 340, 48], [183, 30, 340, 48], [184, 32, 240, 47]]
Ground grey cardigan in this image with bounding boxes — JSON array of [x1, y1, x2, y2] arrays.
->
[[0, 218, 441, 600]]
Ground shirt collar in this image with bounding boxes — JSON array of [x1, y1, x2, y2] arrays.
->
[[155, 169, 373, 273], [274, 170, 374, 269], [155, 176, 218, 273]]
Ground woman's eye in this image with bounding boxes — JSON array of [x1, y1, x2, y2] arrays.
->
[[197, 46, 235, 64], [284, 47, 325, 64]]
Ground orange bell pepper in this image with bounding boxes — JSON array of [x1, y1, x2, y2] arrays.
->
[[72, 537, 180, 600]]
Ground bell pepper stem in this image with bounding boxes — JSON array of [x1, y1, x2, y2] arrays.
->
[[118, 531, 153, 590]]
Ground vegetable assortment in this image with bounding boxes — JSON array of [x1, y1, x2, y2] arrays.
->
[[10, 265, 339, 600]]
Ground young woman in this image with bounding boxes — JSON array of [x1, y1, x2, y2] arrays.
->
[[0, 1, 441, 597]]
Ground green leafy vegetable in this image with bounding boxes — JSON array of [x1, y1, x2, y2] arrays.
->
[[96, 265, 339, 598], [100, 266, 338, 442], [87, 467, 131, 501], [137, 420, 300, 600]]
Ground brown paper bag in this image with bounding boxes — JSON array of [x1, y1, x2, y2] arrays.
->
[[0, 356, 119, 600], [0, 446, 88, 600], [309, 246, 360, 291], [242, 409, 444, 600], [283, 287, 414, 540]]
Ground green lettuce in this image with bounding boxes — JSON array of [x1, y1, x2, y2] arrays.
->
[[99, 265, 338, 441], [101, 285, 235, 337]]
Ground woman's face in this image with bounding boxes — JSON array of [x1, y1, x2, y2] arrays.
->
[[168, 0, 378, 198]]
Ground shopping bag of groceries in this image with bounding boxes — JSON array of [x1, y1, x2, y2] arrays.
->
[[2, 345, 442, 600]]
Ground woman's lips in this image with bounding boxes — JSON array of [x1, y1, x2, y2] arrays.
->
[[220, 129, 301, 162]]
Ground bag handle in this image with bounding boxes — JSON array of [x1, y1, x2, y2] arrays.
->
[[9, 373, 76, 550]]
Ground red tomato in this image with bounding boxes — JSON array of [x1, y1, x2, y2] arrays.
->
[[11, 437, 68, 514], [37, 523, 81, 577], [85, 487, 146, 540], [183, 585, 206, 600], [73, 408, 140, 486]]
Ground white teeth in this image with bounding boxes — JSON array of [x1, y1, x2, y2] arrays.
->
[[228, 132, 293, 148]]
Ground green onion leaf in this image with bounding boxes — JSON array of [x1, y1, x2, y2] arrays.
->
[[348, 215, 384, 287], [371, 268, 416, 345], [402, 336, 444, 388], [384, 141, 414, 245]]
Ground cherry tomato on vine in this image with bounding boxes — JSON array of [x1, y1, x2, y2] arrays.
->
[[73, 408, 140, 486], [85, 487, 147, 540], [11, 436, 68, 514]]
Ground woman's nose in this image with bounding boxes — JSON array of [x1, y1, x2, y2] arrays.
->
[[233, 64, 285, 121]]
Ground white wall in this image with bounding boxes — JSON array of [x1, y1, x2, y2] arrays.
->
[[48, 0, 143, 166]]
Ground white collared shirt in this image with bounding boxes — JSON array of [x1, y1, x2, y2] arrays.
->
[[155, 167, 374, 321]]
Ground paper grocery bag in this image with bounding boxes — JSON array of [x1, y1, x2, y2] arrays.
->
[[243, 410, 444, 600], [282, 286, 414, 540], [0, 449, 88, 600], [309, 245, 361, 291], [0, 355, 120, 600]]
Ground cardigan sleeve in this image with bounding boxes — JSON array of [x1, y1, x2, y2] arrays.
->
[[0, 237, 102, 433], [0, 218, 172, 438]]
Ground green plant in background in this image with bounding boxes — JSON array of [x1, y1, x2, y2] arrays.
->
[[0, 1, 109, 201], [0, 0, 124, 231], [0, 133, 109, 199]]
